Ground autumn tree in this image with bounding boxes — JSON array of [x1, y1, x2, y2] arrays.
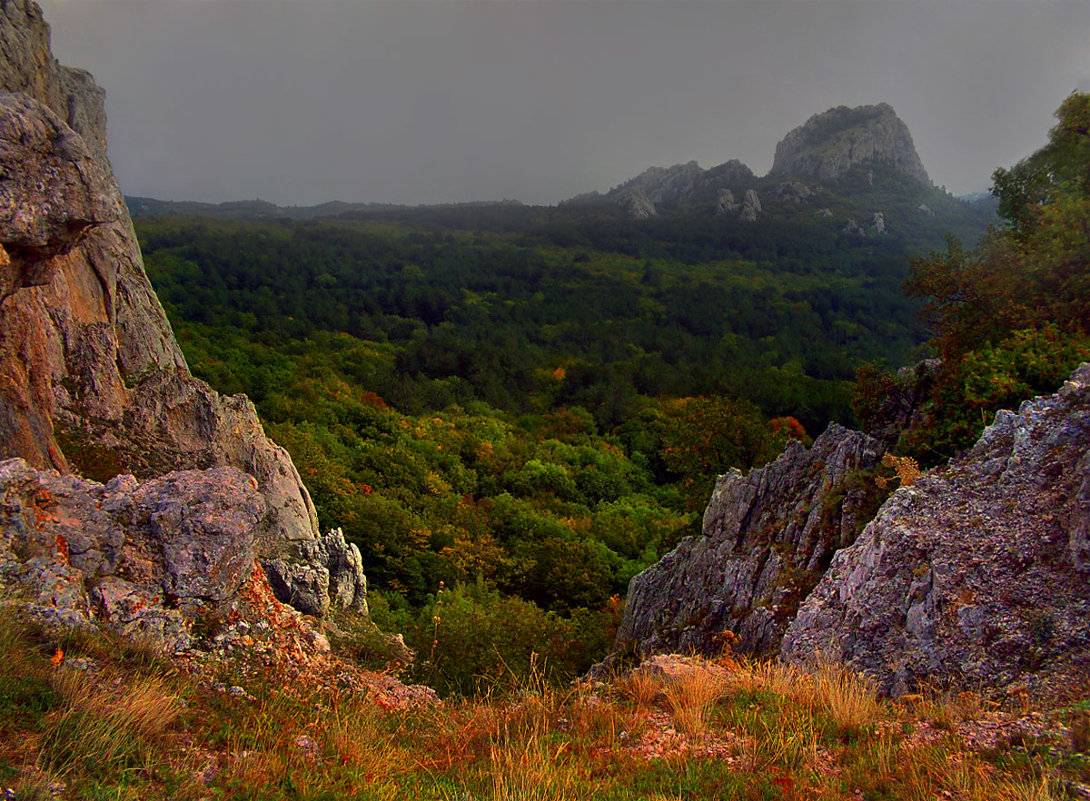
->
[[904, 92, 1090, 458]]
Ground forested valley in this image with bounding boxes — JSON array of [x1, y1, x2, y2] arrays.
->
[[133, 97, 1088, 694]]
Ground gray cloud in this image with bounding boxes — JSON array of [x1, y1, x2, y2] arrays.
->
[[38, 0, 1090, 205]]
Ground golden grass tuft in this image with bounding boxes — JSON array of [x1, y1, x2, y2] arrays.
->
[[918, 686, 987, 731], [731, 656, 880, 731], [662, 666, 729, 738], [616, 668, 662, 710]]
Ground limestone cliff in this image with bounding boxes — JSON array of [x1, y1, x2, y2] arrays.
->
[[783, 364, 1090, 696], [0, 0, 362, 617], [614, 424, 885, 659], [565, 105, 932, 220], [770, 103, 931, 185]]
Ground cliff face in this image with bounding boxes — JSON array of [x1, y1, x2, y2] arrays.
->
[[615, 424, 884, 658], [770, 103, 931, 185], [783, 364, 1090, 696], [0, 0, 361, 617]]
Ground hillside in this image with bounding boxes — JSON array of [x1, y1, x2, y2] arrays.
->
[[2, 0, 1089, 798]]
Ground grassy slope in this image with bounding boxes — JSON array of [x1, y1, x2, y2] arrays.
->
[[2, 606, 1085, 801]]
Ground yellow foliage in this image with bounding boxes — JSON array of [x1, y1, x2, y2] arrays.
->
[[876, 453, 921, 488]]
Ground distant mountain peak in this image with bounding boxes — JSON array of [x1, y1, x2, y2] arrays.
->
[[770, 103, 931, 186]]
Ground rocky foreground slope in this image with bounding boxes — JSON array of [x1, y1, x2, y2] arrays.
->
[[616, 364, 1090, 697], [783, 364, 1090, 695], [0, 0, 364, 619]]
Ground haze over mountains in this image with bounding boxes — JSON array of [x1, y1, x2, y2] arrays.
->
[[129, 102, 996, 257], [39, 0, 1089, 207], [129, 103, 980, 216]]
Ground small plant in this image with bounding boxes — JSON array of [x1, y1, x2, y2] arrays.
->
[[875, 452, 922, 488]]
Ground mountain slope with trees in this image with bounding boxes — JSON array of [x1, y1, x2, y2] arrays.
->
[[132, 105, 1002, 690]]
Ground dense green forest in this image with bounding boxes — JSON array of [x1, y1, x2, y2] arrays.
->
[[132, 140, 1029, 694]]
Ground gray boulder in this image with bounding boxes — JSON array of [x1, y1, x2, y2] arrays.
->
[[0, 458, 267, 651], [783, 364, 1090, 696], [263, 528, 368, 617]]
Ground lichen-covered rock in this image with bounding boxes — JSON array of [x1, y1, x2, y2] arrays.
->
[[0, 458, 267, 650], [782, 364, 1090, 696], [0, 93, 116, 287], [0, 1, 364, 617], [771, 104, 931, 185], [613, 424, 884, 659]]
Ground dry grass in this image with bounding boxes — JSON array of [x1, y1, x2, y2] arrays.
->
[[0, 605, 1079, 801], [731, 656, 881, 731], [662, 666, 729, 738], [917, 687, 989, 731], [489, 712, 587, 801], [37, 667, 183, 776], [616, 667, 662, 710]]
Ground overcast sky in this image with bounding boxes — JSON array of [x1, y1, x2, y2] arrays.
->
[[38, 0, 1090, 206]]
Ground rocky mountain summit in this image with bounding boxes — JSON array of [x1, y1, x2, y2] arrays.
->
[[564, 159, 757, 220], [770, 103, 931, 186], [565, 103, 934, 221], [0, 0, 364, 623], [614, 364, 1090, 697]]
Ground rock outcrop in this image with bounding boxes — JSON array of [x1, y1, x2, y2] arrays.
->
[[0, 457, 270, 650], [739, 189, 762, 222], [613, 185, 658, 220], [568, 159, 757, 219], [614, 424, 884, 658], [771, 181, 815, 204], [0, 0, 363, 616], [770, 104, 931, 186], [782, 364, 1090, 696], [714, 189, 737, 216]]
